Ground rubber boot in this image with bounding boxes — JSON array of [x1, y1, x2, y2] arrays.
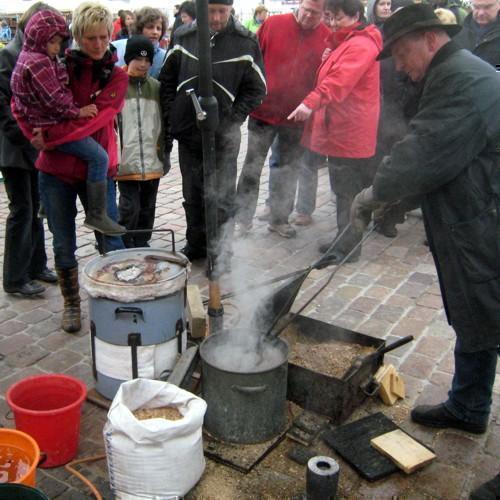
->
[[84, 181, 125, 234], [56, 266, 81, 333]]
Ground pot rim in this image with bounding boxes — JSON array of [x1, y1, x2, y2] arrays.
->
[[200, 333, 289, 375]]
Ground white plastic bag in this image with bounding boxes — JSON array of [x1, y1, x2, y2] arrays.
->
[[104, 379, 207, 499]]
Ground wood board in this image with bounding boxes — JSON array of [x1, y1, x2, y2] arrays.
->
[[371, 429, 436, 474]]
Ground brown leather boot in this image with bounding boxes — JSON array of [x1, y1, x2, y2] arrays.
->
[[56, 266, 81, 333]]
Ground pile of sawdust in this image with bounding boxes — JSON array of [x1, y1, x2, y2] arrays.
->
[[133, 406, 183, 421]]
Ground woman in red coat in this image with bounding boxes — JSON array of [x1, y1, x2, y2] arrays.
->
[[28, 2, 127, 333], [289, 0, 382, 263]]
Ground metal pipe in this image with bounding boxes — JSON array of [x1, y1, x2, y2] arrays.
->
[[195, 0, 223, 334]]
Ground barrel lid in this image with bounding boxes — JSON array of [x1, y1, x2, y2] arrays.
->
[[81, 249, 190, 302]]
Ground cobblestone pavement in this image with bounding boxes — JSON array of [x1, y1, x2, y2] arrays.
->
[[0, 125, 498, 498]]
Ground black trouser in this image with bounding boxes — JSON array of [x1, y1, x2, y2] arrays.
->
[[178, 126, 240, 253], [1, 167, 47, 288], [329, 157, 376, 257], [236, 118, 304, 226], [118, 179, 160, 248]]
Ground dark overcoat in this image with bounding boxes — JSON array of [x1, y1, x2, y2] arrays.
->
[[373, 42, 500, 352], [0, 30, 37, 170]]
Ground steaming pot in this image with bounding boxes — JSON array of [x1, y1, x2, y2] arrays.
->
[[81, 248, 190, 399], [200, 330, 288, 444]]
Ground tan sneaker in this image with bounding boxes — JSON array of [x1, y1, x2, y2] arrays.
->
[[268, 223, 296, 238], [257, 205, 271, 221], [292, 213, 313, 226]]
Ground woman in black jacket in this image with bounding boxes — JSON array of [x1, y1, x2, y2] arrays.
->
[[0, 1, 57, 296]]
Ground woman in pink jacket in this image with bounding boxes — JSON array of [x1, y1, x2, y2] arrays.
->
[[289, 0, 382, 264], [29, 2, 128, 333]]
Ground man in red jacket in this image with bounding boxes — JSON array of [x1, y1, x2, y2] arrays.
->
[[235, 0, 330, 238]]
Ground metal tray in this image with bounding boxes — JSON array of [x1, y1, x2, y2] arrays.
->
[[284, 314, 385, 424]]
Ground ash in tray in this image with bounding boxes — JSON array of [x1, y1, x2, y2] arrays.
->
[[94, 259, 170, 285]]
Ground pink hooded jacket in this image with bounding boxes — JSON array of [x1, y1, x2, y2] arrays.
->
[[11, 9, 79, 127]]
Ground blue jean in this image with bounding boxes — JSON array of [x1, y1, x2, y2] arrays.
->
[[445, 337, 499, 426], [296, 149, 326, 216], [57, 137, 108, 183], [39, 172, 124, 269]]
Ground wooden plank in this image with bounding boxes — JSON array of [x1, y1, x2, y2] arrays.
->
[[371, 429, 436, 474], [186, 285, 206, 339]]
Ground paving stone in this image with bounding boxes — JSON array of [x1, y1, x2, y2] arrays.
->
[[0, 308, 17, 323], [434, 431, 482, 467], [372, 304, 405, 324], [485, 431, 500, 458], [390, 318, 428, 338], [404, 306, 438, 324], [396, 282, 428, 299], [38, 331, 81, 351], [415, 335, 451, 359], [375, 274, 403, 289], [363, 285, 392, 300], [334, 285, 362, 301], [438, 349, 455, 374], [0, 319, 28, 336], [9, 297, 45, 312], [429, 370, 453, 388], [350, 296, 379, 314], [408, 272, 435, 285], [416, 462, 467, 498], [384, 293, 414, 309], [37, 348, 83, 372], [0, 366, 45, 395], [416, 293, 443, 309], [17, 307, 53, 324], [358, 318, 391, 338], [0, 332, 32, 355], [5, 344, 50, 368], [38, 474, 70, 498], [400, 352, 436, 380]]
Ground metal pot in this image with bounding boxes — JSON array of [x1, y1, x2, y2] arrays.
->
[[200, 330, 288, 444], [81, 248, 190, 399]]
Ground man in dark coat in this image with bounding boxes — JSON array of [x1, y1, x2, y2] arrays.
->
[[454, 0, 500, 67], [351, 4, 500, 437], [159, 0, 266, 270], [0, 2, 57, 296]]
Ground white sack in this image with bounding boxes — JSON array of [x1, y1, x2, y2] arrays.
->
[[104, 379, 206, 499]]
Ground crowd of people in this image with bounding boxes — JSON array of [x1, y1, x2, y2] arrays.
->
[[0, 0, 499, 495]]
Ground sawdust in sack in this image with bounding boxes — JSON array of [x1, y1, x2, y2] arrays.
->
[[104, 378, 207, 499]]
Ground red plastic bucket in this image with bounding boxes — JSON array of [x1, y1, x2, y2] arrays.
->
[[6, 375, 87, 468]]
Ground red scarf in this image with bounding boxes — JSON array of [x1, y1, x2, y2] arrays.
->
[[327, 21, 362, 49]]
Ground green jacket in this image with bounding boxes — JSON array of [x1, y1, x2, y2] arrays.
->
[[117, 74, 164, 181], [373, 42, 500, 352]]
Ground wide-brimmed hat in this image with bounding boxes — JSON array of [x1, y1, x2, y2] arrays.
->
[[378, 4, 461, 59]]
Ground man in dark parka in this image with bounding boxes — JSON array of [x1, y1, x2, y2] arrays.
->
[[352, 4, 500, 436]]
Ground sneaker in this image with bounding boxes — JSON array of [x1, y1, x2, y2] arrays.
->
[[257, 205, 271, 221], [411, 403, 487, 434], [268, 223, 296, 238], [292, 213, 313, 226]]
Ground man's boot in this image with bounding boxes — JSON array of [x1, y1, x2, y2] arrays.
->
[[84, 181, 125, 234], [56, 266, 81, 333]]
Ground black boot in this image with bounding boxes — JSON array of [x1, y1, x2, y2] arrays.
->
[[56, 266, 81, 333], [470, 473, 500, 500], [84, 181, 125, 234]]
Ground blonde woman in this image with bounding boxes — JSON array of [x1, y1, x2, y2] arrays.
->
[[32, 2, 127, 333]]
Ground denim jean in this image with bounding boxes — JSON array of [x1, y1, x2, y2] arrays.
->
[[445, 337, 499, 426], [1, 167, 47, 288], [236, 118, 304, 226], [39, 172, 124, 269], [57, 137, 108, 183], [296, 150, 326, 216]]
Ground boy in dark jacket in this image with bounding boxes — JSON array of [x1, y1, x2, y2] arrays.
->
[[11, 9, 124, 234]]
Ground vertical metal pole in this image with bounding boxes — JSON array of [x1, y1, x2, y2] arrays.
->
[[195, 0, 224, 335]]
